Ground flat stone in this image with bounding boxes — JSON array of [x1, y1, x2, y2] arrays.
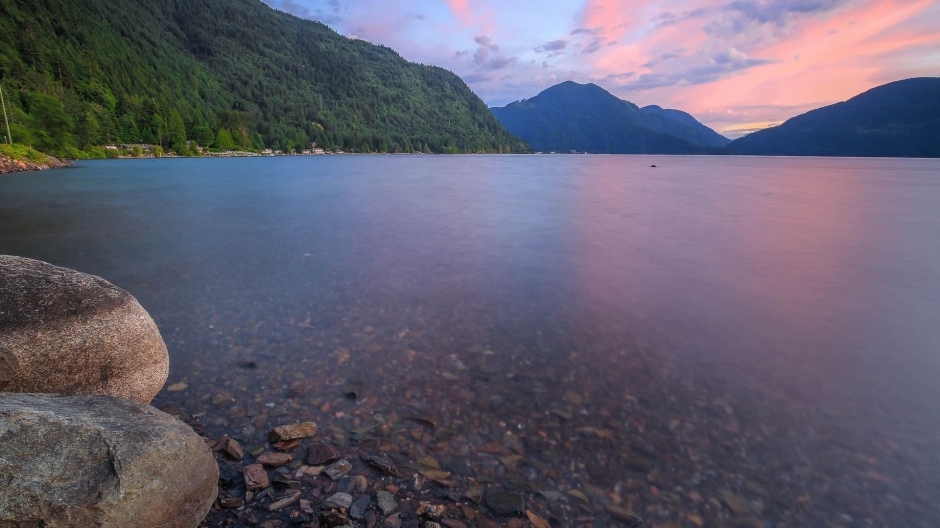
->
[[269, 421, 317, 442], [721, 494, 752, 516], [306, 442, 341, 465], [245, 463, 270, 491], [257, 451, 293, 467], [0, 256, 169, 403], [324, 459, 352, 479], [269, 490, 302, 511], [323, 492, 353, 509], [350, 494, 372, 519], [605, 506, 643, 526], [376, 490, 399, 515], [221, 497, 245, 508], [442, 519, 467, 528], [485, 490, 525, 517], [221, 438, 244, 460], [0, 393, 217, 527]]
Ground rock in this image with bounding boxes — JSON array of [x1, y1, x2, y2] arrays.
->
[[269, 422, 318, 443], [418, 503, 446, 518], [306, 442, 341, 465], [729, 518, 765, 528], [441, 519, 467, 528], [485, 490, 525, 517], [0, 393, 217, 527], [721, 494, 752, 516], [257, 451, 293, 467], [355, 474, 369, 492], [477, 517, 500, 528], [324, 459, 352, 479], [605, 506, 643, 526], [268, 490, 302, 511], [323, 492, 353, 509], [350, 495, 372, 519], [376, 490, 399, 515], [245, 463, 270, 491], [221, 497, 245, 508], [0, 256, 169, 404], [221, 437, 244, 460]]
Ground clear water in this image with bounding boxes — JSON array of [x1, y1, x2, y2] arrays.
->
[[2, 155, 939, 527]]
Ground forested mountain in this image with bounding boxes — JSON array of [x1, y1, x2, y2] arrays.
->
[[490, 81, 728, 154], [0, 0, 528, 156], [726, 78, 940, 157]]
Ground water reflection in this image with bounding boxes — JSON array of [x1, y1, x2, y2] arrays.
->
[[1, 156, 939, 527]]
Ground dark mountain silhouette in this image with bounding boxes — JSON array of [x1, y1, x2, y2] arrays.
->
[[490, 81, 729, 154], [726, 78, 940, 157]]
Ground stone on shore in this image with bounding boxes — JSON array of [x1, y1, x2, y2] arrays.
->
[[0, 393, 218, 528], [0, 255, 169, 404]]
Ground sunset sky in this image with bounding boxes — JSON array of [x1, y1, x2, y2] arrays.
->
[[262, 0, 940, 137]]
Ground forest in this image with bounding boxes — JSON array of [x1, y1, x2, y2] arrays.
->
[[0, 0, 529, 157]]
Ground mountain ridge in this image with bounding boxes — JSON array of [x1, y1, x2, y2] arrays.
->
[[490, 81, 729, 154], [725, 77, 940, 157]]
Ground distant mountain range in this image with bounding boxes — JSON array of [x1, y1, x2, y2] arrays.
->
[[725, 78, 940, 157], [490, 81, 730, 154], [492, 78, 940, 158]]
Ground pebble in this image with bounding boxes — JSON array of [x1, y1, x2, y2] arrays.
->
[[257, 452, 292, 467], [377, 490, 399, 515], [221, 438, 244, 460], [268, 490, 301, 511], [268, 422, 318, 443], [605, 506, 643, 527], [306, 442, 341, 465], [324, 459, 352, 479], [244, 463, 270, 491], [485, 490, 525, 517], [323, 492, 353, 509], [350, 495, 371, 519]]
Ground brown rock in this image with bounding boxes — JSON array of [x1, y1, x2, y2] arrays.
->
[[441, 519, 467, 528], [221, 497, 245, 508], [269, 422, 317, 443], [0, 393, 217, 528], [257, 452, 292, 468], [221, 438, 244, 460], [477, 517, 500, 528], [306, 442, 341, 465], [0, 256, 169, 404], [245, 463, 270, 491]]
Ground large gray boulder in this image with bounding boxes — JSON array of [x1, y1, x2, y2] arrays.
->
[[0, 393, 218, 527], [0, 256, 168, 404]]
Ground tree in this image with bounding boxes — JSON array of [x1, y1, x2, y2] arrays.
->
[[119, 114, 140, 143], [29, 94, 73, 152], [78, 109, 100, 148], [167, 109, 186, 152], [215, 128, 236, 150], [192, 125, 214, 147]]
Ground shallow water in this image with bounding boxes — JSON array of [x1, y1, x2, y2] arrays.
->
[[2, 155, 939, 527]]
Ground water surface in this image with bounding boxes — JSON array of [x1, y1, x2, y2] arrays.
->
[[2, 155, 939, 527]]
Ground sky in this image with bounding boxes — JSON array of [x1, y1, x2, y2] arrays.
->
[[262, 0, 940, 137]]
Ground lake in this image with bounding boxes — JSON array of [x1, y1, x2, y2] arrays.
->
[[2, 155, 939, 527]]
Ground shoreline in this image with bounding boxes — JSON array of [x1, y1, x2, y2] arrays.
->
[[0, 153, 73, 174]]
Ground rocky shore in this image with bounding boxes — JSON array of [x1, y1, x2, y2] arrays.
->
[[0, 152, 72, 173], [0, 256, 216, 527]]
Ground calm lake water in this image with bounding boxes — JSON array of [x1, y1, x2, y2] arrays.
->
[[2, 155, 939, 527]]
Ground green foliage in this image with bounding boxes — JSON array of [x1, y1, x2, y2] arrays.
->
[[104, 147, 119, 159], [192, 125, 214, 148], [0, 0, 528, 154], [215, 129, 236, 151], [0, 142, 50, 164], [153, 145, 164, 157], [27, 94, 73, 153], [131, 146, 143, 157]]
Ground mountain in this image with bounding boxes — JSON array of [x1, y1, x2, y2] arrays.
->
[[726, 78, 940, 157], [489, 81, 729, 154], [0, 0, 527, 155], [639, 105, 731, 148]]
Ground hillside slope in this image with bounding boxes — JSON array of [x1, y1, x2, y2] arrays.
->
[[490, 81, 728, 154], [726, 78, 940, 157], [0, 0, 527, 154]]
